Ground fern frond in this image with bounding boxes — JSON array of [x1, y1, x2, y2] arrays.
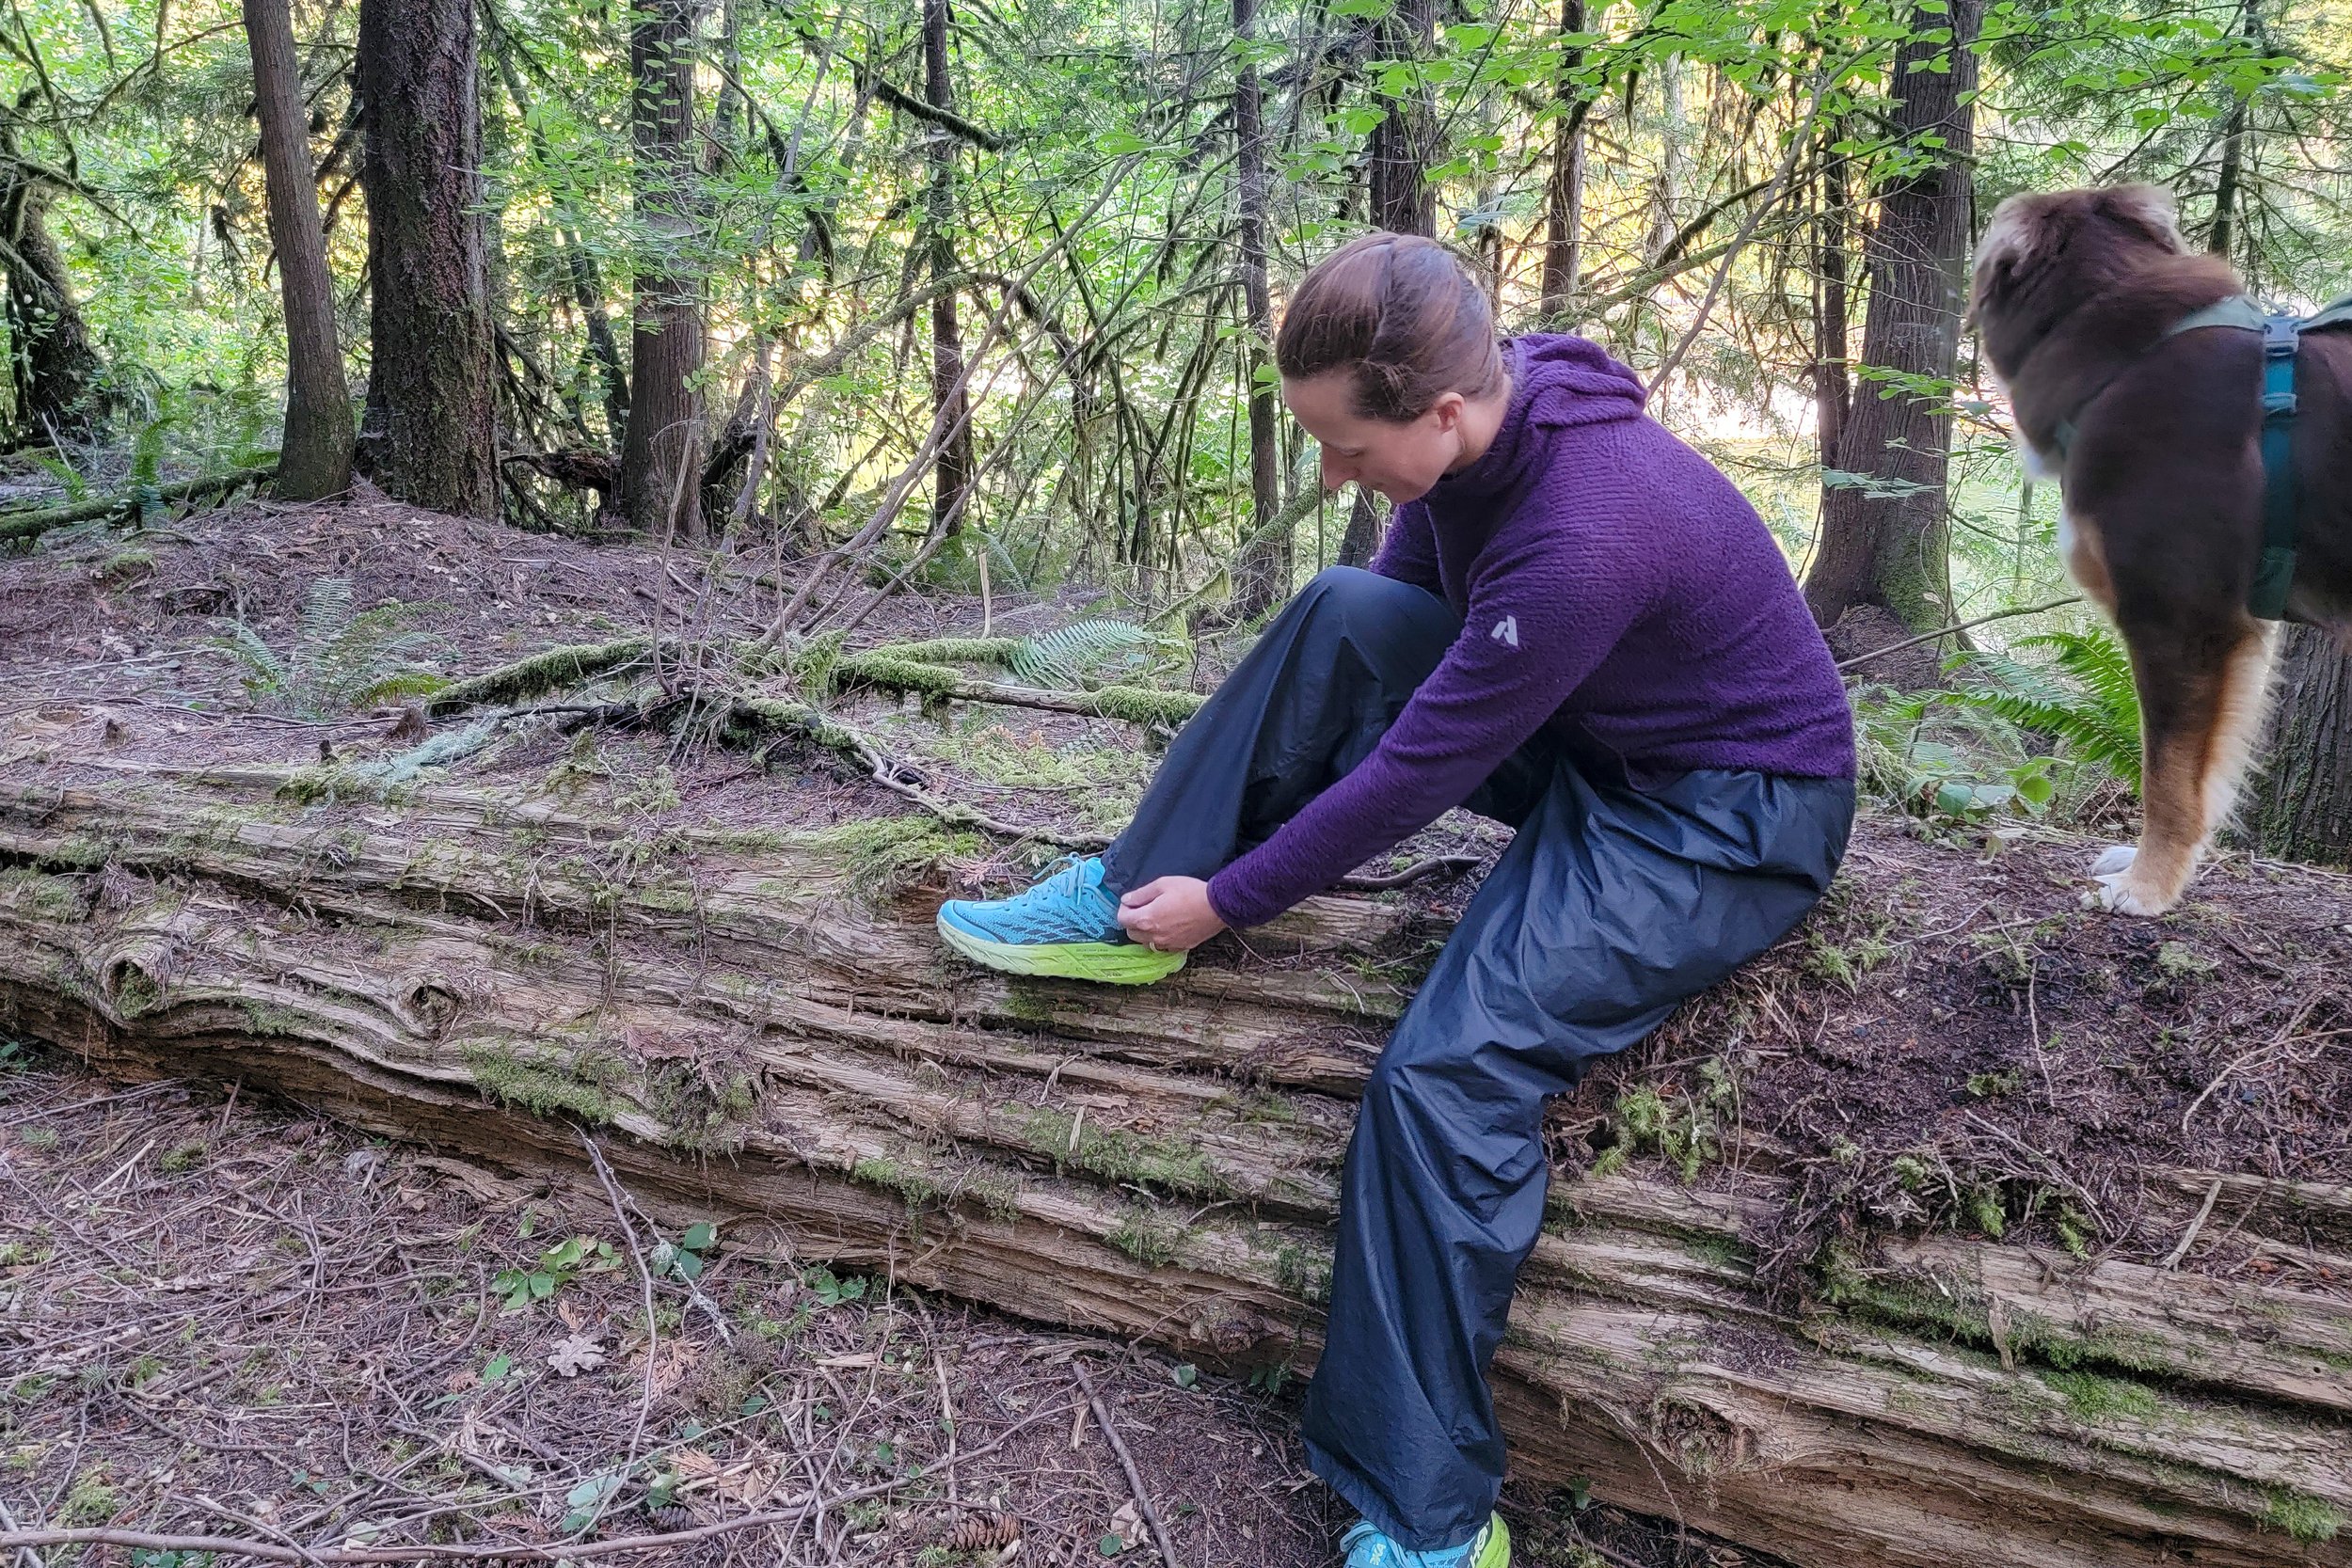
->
[[212, 621, 291, 702], [1947, 624, 2142, 790], [1010, 618, 1153, 689]]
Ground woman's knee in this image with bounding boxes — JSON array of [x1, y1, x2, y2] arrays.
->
[[1294, 566, 1456, 646]]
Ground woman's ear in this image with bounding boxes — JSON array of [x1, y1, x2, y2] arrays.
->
[[1428, 389, 1469, 434]]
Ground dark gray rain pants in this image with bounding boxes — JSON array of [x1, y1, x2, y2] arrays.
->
[[1104, 567, 1853, 1550]]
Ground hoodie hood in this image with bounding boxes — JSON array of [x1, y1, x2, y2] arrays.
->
[[1425, 333, 1647, 506]]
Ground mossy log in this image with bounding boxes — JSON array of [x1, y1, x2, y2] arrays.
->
[[1, 763, 2348, 1568]]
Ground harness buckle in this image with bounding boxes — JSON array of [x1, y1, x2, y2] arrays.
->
[[2262, 315, 2301, 421]]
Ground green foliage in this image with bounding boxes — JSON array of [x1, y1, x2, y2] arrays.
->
[[1009, 619, 1159, 689], [1947, 628, 2143, 791], [492, 1233, 622, 1309], [214, 578, 444, 720]]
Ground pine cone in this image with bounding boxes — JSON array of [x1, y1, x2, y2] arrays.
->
[[944, 1510, 1023, 1551]]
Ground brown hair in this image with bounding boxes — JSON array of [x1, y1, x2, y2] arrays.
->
[[1275, 233, 1503, 422]]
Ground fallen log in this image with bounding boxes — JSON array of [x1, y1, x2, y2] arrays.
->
[[0, 761, 2347, 1568], [0, 464, 278, 545]]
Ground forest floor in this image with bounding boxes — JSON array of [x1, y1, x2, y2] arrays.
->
[[3, 488, 2349, 1563], [0, 1050, 1774, 1568]]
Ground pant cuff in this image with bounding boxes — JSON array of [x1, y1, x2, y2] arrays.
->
[[1302, 1434, 1489, 1553]]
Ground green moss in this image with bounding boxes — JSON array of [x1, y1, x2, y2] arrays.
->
[[462, 1039, 625, 1125], [646, 1062, 756, 1155], [427, 636, 657, 716], [868, 636, 1025, 670], [2042, 1370, 2159, 1423], [1021, 1108, 1220, 1196], [0, 866, 85, 921], [113, 967, 163, 1019], [1107, 1208, 1188, 1266], [805, 815, 982, 905], [1081, 684, 1206, 726], [852, 1156, 949, 1211], [834, 651, 967, 699], [2261, 1489, 2344, 1544], [238, 1002, 310, 1039], [1272, 1239, 1333, 1305], [725, 695, 866, 756]]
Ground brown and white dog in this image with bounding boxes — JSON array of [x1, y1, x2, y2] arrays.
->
[[1968, 184, 2351, 915]]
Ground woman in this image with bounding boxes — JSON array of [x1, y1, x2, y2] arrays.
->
[[937, 234, 1855, 1568]]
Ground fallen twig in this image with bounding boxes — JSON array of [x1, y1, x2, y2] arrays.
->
[[1073, 1361, 1179, 1568]]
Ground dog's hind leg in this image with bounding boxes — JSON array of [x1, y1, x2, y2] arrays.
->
[[2095, 625, 2277, 915]]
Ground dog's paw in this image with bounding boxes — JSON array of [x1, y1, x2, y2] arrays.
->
[[2088, 870, 2177, 918], [2089, 844, 2137, 878]]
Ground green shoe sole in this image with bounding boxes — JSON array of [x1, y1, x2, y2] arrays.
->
[[1473, 1514, 1511, 1568], [936, 914, 1186, 986]]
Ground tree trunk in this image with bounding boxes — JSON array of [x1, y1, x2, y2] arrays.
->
[[3, 764, 2349, 1568], [357, 0, 499, 518], [2206, 2, 2260, 261], [2251, 625, 2352, 865], [0, 110, 107, 446], [1812, 134, 1853, 474], [1536, 0, 1588, 325], [922, 0, 974, 538], [1802, 0, 1980, 633], [1366, 0, 1437, 238], [616, 0, 706, 541], [242, 0, 356, 500], [1335, 488, 1383, 569], [1228, 0, 1287, 623]]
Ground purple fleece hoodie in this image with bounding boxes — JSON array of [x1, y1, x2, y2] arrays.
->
[[1203, 334, 1854, 930]]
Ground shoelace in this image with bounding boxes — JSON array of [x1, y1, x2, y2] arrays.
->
[[1027, 853, 1090, 898]]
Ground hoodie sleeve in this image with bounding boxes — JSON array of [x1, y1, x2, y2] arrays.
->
[[1369, 499, 1440, 594], [1206, 496, 1665, 928]]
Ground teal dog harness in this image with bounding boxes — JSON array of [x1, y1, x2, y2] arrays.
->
[[2046, 292, 2352, 621]]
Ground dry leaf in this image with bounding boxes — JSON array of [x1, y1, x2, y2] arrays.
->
[[817, 1352, 881, 1369], [670, 1448, 721, 1481], [548, 1332, 607, 1376]]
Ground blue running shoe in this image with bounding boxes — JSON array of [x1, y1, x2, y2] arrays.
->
[[936, 855, 1184, 985], [1341, 1513, 1511, 1568]]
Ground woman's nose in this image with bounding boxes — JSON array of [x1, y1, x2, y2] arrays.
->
[[1320, 451, 1352, 490]]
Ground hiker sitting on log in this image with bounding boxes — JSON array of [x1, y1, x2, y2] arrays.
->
[[935, 233, 1858, 1568]]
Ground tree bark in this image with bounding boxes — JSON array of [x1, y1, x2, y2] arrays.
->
[[2, 765, 2349, 1568], [921, 0, 973, 538], [1366, 0, 1437, 238], [1536, 0, 1588, 325], [0, 111, 107, 445], [1812, 134, 1853, 474], [616, 0, 706, 541], [2251, 625, 2352, 866], [1228, 0, 1287, 623], [357, 0, 499, 518], [242, 0, 356, 500], [1802, 0, 1980, 633]]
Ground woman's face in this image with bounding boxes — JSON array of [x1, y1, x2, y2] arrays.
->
[[1282, 372, 1470, 506]]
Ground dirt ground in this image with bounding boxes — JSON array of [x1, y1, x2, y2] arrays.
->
[[0, 1050, 1764, 1568]]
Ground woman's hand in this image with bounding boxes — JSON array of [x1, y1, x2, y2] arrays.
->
[[1117, 876, 1227, 953]]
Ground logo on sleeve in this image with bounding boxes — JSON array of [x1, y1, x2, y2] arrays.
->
[[1489, 615, 1519, 648]]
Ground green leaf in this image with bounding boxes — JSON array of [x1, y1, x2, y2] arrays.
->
[[482, 1352, 513, 1383], [1172, 1363, 1197, 1388], [1095, 130, 1149, 156], [680, 1222, 716, 1252]]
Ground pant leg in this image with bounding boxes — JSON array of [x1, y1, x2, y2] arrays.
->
[[1102, 567, 1461, 895], [1300, 763, 1855, 1550]]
